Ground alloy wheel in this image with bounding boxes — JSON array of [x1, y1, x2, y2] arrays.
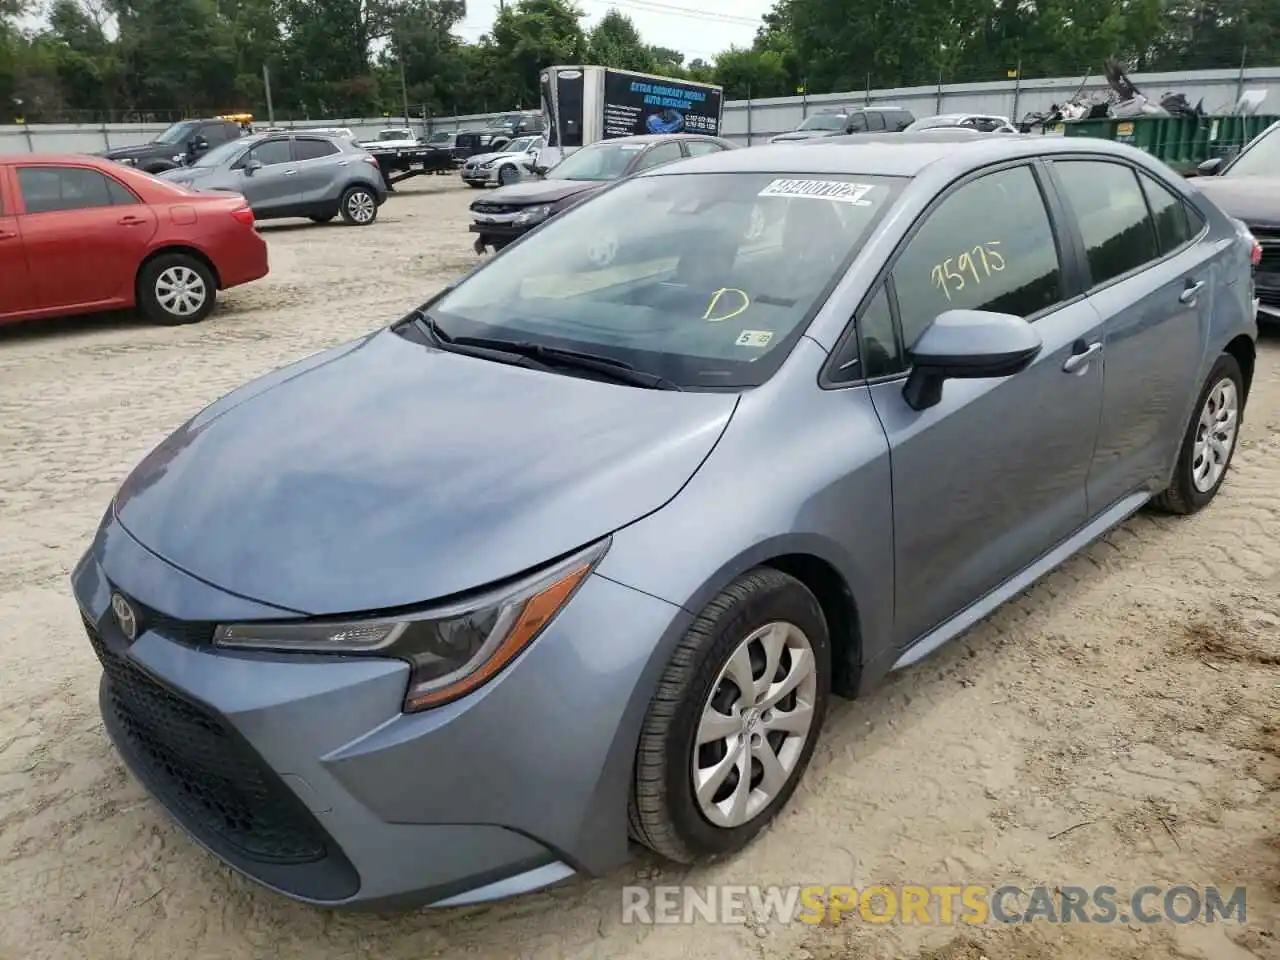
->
[[1192, 377, 1239, 492], [692, 621, 818, 829], [347, 191, 376, 224]]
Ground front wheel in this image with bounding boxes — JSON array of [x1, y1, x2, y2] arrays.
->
[[628, 568, 830, 864], [136, 253, 216, 325], [497, 165, 518, 186], [339, 186, 378, 225], [1153, 352, 1244, 514]]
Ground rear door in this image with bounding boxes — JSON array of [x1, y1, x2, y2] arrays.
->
[[1046, 157, 1211, 511], [0, 164, 32, 318], [291, 136, 344, 206], [16, 163, 158, 310]]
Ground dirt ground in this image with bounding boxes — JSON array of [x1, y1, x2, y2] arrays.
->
[[0, 179, 1278, 960]]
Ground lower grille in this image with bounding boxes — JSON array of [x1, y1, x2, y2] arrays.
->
[[86, 619, 328, 865], [473, 203, 521, 216]]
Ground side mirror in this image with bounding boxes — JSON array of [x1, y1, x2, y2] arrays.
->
[[190, 136, 209, 153], [1196, 157, 1223, 177], [242, 157, 263, 176], [902, 309, 1042, 411]]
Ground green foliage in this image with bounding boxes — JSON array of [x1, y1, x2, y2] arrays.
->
[[1, 0, 1277, 122]]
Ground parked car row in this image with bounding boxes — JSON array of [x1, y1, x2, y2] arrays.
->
[[73, 128, 1259, 916]]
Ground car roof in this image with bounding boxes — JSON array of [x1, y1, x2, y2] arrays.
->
[[641, 134, 1150, 179], [600, 133, 726, 145]]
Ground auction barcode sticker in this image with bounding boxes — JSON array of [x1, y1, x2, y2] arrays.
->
[[758, 179, 876, 205]]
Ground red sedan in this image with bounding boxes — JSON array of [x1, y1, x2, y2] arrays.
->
[[0, 154, 268, 327]]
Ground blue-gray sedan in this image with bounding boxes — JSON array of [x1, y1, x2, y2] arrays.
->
[[72, 134, 1259, 910]]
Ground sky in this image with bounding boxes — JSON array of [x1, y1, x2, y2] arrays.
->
[[454, 0, 774, 63]]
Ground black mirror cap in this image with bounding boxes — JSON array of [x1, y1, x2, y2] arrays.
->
[[1196, 157, 1224, 177], [901, 308, 1043, 411]]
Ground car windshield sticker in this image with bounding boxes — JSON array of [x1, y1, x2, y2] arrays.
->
[[736, 330, 773, 347], [758, 179, 876, 205], [702, 288, 751, 322]]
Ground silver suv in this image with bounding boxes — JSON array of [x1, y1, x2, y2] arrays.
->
[[156, 132, 388, 226]]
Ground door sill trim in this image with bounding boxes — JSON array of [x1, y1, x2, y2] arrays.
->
[[889, 490, 1151, 671]]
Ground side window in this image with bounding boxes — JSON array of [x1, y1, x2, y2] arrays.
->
[[1137, 170, 1197, 254], [1052, 160, 1159, 286], [294, 138, 339, 162], [245, 139, 292, 167], [17, 166, 128, 214], [846, 286, 903, 380], [846, 113, 868, 133], [892, 165, 1064, 352], [633, 142, 683, 172], [104, 176, 139, 205], [865, 112, 886, 131], [684, 140, 726, 157]]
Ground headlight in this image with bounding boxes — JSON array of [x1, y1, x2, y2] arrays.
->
[[213, 538, 608, 712], [516, 204, 552, 225], [172, 153, 186, 164], [478, 159, 495, 169]]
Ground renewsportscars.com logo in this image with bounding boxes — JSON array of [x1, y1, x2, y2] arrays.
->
[[621, 884, 1249, 926]]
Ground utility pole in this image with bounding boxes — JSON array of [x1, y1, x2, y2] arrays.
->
[[398, 36, 410, 126], [262, 64, 275, 125]]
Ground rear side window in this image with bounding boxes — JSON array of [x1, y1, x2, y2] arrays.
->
[[17, 166, 134, 214], [891, 165, 1064, 351], [633, 142, 683, 172], [1053, 160, 1159, 286], [294, 138, 339, 161], [1137, 170, 1198, 254], [685, 140, 726, 157]]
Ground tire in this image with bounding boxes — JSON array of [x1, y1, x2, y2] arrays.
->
[[466, 181, 484, 189], [136, 252, 216, 326], [497, 165, 517, 186], [339, 185, 378, 225], [309, 213, 336, 224], [628, 568, 831, 864], [1153, 352, 1244, 515]]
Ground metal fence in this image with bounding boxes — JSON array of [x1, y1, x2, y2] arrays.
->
[[3, 65, 1278, 155]]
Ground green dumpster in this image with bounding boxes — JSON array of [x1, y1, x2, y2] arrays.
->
[[1051, 114, 1280, 175]]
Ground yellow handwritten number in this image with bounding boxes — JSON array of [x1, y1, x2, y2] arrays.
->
[[943, 257, 965, 292], [702, 287, 751, 322], [931, 241, 1004, 299], [984, 240, 1005, 271], [930, 265, 951, 302]]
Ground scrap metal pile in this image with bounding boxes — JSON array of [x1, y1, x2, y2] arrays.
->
[[1020, 59, 1207, 130]]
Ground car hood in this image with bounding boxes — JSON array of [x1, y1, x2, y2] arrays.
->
[[1191, 175, 1280, 227], [474, 179, 599, 206], [113, 328, 738, 616], [155, 165, 213, 184], [102, 142, 166, 159], [467, 150, 530, 165], [770, 131, 827, 142]]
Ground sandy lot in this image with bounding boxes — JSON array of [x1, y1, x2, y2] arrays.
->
[[0, 179, 1277, 960]]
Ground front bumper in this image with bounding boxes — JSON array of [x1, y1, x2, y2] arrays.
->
[[468, 220, 532, 252], [460, 164, 498, 185], [71, 511, 690, 909]]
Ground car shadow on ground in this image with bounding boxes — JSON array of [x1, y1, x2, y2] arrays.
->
[[0, 309, 152, 344]]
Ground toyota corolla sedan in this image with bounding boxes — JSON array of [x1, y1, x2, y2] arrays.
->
[[73, 136, 1257, 910]]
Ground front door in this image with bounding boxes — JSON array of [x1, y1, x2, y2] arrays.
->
[[1047, 158, 1212, 511], [234, 137, 299, 214], [866, 162, 1106, 646], [16, 163, 157, 310]]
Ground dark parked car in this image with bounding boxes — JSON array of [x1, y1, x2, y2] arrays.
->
[[99, 118, 248, 174], [769, 107, 916, 143], [468, 133, 737, 253], [1190, 119, 1279, 322], [73, 134, 1255, 911]]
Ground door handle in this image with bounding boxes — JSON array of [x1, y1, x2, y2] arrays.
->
[[282, 169, 298, 176], [1063, 341, 1102, 373], [1179, 279, 1206, 304], [0, 229, 16, 240], [117, 215, 147, 226], [336, 160, 350, 166]]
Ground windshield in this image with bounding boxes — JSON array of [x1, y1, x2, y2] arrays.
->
[[1225, 124, 1280, 177], [506, 136, 537, 153], [380, 129, 413, 140], [429, 171, 902, 388], [906, 117, 958, 131], [547, 141, 648, 181], [156, 121, 198, 145], [797, 115, 848, 132], [427, 132, 453, 144], [192, 138, 251, 168]]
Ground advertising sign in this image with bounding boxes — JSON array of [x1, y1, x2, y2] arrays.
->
[[602, 70, 724, 139]]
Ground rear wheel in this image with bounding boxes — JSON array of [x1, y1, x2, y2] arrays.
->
[[137, 253, 216, 326], [339, 186, 378, 225], [628, 568, 830, 863], [1153, 353, 1244, 514]]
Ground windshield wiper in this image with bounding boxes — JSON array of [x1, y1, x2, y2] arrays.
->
[[455, 335, 683, 391], [411, 314, 680, 390]]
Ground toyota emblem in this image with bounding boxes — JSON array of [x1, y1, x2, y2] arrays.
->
[[111, 593, 138, 642]]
